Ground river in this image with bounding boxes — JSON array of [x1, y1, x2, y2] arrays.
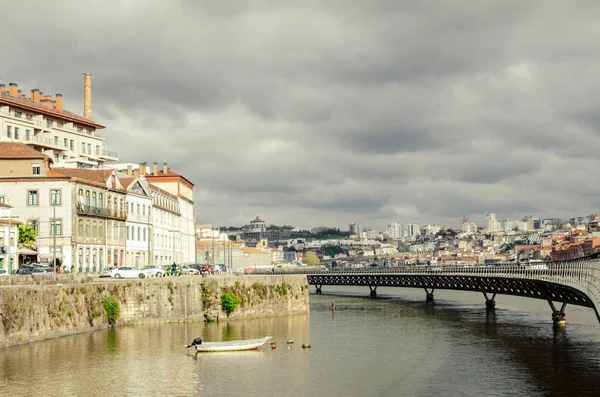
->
[[2, 286, 600, 397]]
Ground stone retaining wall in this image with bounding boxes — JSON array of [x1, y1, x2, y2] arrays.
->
[[0, 275, 309, 348]]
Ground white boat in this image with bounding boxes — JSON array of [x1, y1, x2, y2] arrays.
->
[[193, 336, 272, 352]]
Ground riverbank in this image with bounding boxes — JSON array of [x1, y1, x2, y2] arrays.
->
[[0, 275, 309, 348]]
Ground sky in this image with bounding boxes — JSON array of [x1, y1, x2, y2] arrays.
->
[[2, 0, 600, 231]]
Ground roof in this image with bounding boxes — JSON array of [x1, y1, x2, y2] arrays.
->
[[49, 168, 115, 185], [0, 91, 105, 129], [0, 202, 12, 208], [149, 183, 179, 200], [0, 142, 53, 161], [120, 177, 135, 189]]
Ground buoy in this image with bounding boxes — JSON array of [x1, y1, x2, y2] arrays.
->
[[270, 342, 277, 350], [302, 343, 311, 349]]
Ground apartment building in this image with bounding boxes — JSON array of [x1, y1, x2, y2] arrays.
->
[[0, 75, 118, 168]]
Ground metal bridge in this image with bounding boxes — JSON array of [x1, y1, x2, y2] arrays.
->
[[254, 258, 600, 325]]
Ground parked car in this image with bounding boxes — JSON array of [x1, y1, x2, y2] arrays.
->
[[208, 264, 221, 274], [141, 265, 166, 277], [188, 264, 204, 273], [31, 266, 55, 274], [110, 266, 145, 279], [100, 267, 116, 278], [15, 267, 33, 275], [0, 269, 9, 277], [181, 265, 200, 275]]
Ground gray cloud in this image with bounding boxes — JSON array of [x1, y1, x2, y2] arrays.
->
[[2, 0, 600, 229]]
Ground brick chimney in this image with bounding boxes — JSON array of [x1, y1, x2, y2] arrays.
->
[[0, 84, 5, 93], [55, 93, 63, 110], [153, 162, 159, 176], [8, 83, 17, 96], [127, 164, 132, 176], [139, 162, 146, 176], [83, 73, 92, 120], [163, 162, 168, 174]]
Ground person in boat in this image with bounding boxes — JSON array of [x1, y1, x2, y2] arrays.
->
[[186, 337, 203, 348]]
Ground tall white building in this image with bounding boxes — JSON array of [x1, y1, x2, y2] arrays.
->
[[0, 75, 118, 168], [122, 176, 153, 268], [349, 222, 361, 236], [387, 222, 403, 239], [486, 213, 500, 232]]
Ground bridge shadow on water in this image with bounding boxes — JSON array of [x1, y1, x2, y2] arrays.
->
[[412, 299, 600, 397], [317, 290, 600, 397]]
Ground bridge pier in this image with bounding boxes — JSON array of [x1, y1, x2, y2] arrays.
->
[[548, 301, 567, 326], [369, 285, 378, 298], [483, 292, 496, 310], [315, 285, 322, 294], [424, 288, 435, 301]]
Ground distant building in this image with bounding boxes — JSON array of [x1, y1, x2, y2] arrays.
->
[[349, 222, 361, 236], [241, 216, 281, 241]]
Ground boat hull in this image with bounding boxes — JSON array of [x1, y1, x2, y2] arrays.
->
[[194, 336, 271, 352]]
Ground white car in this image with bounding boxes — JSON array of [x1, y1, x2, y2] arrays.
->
[[141, 265, 166, 277], [181, 265, 200, 275], [110, 266, 145, 279], [0, 269, 9, 277]]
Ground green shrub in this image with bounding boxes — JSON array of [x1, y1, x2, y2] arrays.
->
[[103, 296, 121, 326], [221, 292, 241, 317]]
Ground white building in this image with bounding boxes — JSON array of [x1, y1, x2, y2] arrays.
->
[[122, 176, 153, 268], [387, 222, 404, 239], [486, 213, 500, 232]]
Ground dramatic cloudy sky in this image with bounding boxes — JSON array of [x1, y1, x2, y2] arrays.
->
[[2, 1, 599, 230]]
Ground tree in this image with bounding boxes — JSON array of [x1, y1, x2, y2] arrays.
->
[[18, 225, 37, 249], [303, 251, 321, 266]]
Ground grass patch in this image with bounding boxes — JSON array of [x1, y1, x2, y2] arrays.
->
[[103, 296, 121, 327]]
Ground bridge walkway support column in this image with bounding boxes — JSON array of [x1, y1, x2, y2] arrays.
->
[[315, 285, 322, 294], [548, 300, 567, 326], [369, 285, 378, 298], [424, 288, 435, 301], [483, 292, 496, 310]]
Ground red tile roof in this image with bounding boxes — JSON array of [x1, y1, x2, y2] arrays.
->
[[49, 168, 115, 186], [0, 142, 53, 161], [0, 91, 105, 129]]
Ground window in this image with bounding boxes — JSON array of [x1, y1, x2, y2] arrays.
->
[[53, 153, 59, 163], [99, 193, 103, 209], [57, 122, 64, 128], [92, 221, 98, 237], [78, 219, 84, 235], [14, 127, 19, 139], [99, 221, 104, 237], [85, 191, 90, 206], [50, 219, 62, 236], [25, 130, 30, 140], [6, 126, 11, 138], [81, 142, 85, 153], [27, 190, 39, 206], [46, 120, 53, 128], [95, 145, 99, 155], [50, 189, 61, 205], [70, 140, 74, 150], [137, 227, 140, 241], [86, 129, 92, 135], [28, 220, 38, 234], [64, 138, 68, 148], [85, 220, 90, 237], [0, 196, 4, 203], [92, 192, 97, 207], [54, 136, 58, 145], [137, 204, 140, 214], [87, 143, 91, 154], [77, 126, 83, 133], [31, 163, 41, 175], [26, 114, 33, 120], [14, 111, 22, 118], [127, 226, 130, 240]]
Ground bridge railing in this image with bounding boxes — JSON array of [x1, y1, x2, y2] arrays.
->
[[253, 259, 598, 284]]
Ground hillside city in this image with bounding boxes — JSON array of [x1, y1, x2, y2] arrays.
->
[[0, 75, 599, 273]]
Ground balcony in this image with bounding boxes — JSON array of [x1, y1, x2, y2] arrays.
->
[[76, 203, 127, 220], [96, 149, 119, 161], [24, 135, 67, 151]]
